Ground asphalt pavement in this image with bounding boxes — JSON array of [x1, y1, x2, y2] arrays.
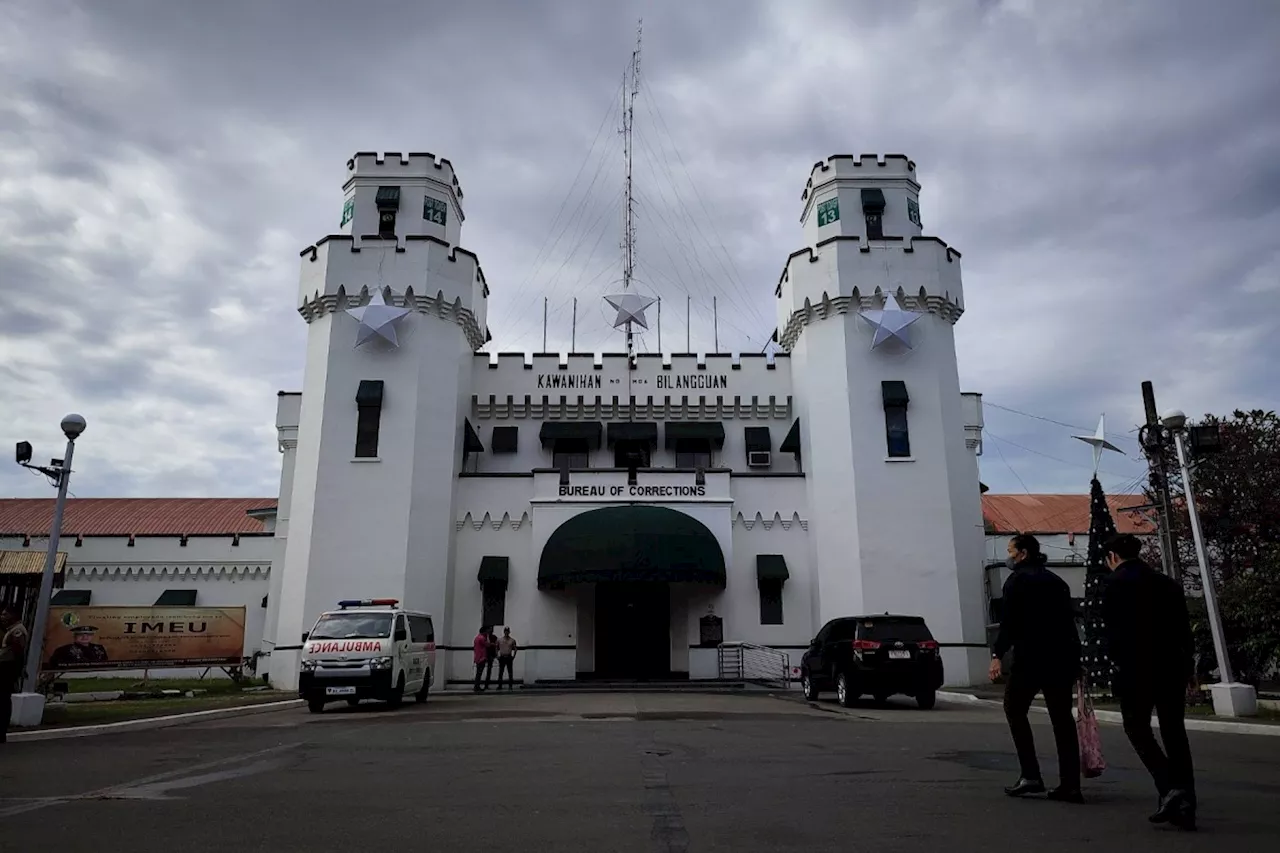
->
[[1, 691, 1278, 852]]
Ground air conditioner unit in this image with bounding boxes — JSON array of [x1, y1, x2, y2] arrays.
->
[[747, 451, 772, 468]]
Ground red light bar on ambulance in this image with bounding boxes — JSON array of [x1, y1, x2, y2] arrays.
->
[[337, 598, 399, 609]]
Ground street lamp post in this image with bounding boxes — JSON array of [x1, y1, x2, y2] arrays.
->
[[1162, 409, 1257, 717], [11, 415, 86, 723]]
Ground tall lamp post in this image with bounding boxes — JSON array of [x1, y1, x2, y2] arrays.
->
[[13, 414, 86, 708], [1162, 409, 1257, 718]]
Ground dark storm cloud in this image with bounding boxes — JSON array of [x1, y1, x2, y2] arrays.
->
[[1, 0, 1277, 501]]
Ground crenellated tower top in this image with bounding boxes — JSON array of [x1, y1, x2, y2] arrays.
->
[[800, 154, 923, 247], [339, 151, 465, 246]]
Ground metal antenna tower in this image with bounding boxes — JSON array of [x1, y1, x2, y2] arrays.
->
[[621, 19, 642, 361]]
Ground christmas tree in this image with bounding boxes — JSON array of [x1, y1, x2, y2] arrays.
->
[[1082, 476, 1118, 694]]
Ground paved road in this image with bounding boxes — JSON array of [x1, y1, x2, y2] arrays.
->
[[1, 691, 1277, 852]]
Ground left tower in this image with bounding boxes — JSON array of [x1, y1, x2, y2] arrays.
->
[[267, 152, 488, 689]]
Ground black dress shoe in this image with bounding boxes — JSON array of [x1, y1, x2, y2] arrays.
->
[[1047, 786, 1084, 803], [1004, 777, 1047, 797], [1149, 789, 1188, 824]]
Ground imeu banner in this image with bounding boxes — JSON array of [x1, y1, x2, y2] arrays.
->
[[42, 606, 247, 672]]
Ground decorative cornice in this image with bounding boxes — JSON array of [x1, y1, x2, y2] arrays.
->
[[732, 511, 808, 531], [67, 564, 270, 578], [472, 395, 792, 421], [777, 286, 963, 352], [456, 511, 531, 531], [298, 285, 485, 351]]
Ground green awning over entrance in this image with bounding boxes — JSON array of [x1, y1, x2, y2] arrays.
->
[[755, 554, 789, 583], [538, 505, 726, 590], [478, 556, 510, 588]]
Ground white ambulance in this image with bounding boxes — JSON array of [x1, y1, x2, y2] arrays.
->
[[298, 599, 436, 713]]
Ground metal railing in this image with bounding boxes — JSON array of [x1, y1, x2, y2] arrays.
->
[[717, 642, 791, 688]]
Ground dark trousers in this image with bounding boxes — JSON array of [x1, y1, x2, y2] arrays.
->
[[484, 657, 495, 688], [1003, 671, 1080, 788], [0, 661, 19, 741], [497, 656, 514, 688], [473, 662, 486, 692], [1118, 679, 1196, 805]]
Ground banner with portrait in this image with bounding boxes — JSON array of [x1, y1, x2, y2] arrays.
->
[[42, 606, 247, 672]]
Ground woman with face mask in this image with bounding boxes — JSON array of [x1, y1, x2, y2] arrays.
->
[[990, 534, 1084, 803]]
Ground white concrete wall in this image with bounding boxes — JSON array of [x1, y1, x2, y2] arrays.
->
[[1, 533, 271, 680], [802, 154, 923, 248]]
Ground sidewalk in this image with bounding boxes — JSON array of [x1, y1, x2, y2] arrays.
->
[[939, 685, 1280, 736]]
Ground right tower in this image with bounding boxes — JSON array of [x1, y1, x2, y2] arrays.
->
[[778, 154, 988, 686]]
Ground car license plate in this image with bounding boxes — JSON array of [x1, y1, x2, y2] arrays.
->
[[326, 686, 357, 696], [888, 650, 911, 660]]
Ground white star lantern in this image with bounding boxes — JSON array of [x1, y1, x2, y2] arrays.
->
[[1072, 414, 1126, 476], [859, 292, 923, 350], [346, 290, 412, 348], [604, 292, 658, 330]]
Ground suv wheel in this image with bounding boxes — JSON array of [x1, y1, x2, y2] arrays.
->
[[836, 673, 857, 708], [916, 690, 937, 710], [801, 672, 819, 702], [307, 699, 325, 714]]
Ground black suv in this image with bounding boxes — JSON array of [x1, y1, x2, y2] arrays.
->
[[799, 614, 944, 709]]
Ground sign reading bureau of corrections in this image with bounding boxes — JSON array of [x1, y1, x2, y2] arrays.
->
[[559, 484, 707, 499], [41, 606, 247, 672]]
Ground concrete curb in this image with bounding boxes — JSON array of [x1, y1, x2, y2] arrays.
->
[[8, 699, 304, 742], [937, 691, 1280, 737]]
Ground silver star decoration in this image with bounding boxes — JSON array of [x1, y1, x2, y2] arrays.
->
[[859, 292, 923, 349], [1072, 414, 1125, 476], [604, 292, 658, 330], [346, 289, 412, 348]]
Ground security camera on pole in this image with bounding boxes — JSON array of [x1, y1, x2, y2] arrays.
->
[[1161, 408, 1257, 718], [10, 413, 86, 728]]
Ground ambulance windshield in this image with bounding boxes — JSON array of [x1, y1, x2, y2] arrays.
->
[[310, 612, 393, 640]]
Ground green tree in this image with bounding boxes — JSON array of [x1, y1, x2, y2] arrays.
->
[[1152, 410, 1280, 684]]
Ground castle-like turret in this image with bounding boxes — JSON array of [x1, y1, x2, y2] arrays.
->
[[779, 154, 987, 685], [268, 152, 486, 690]]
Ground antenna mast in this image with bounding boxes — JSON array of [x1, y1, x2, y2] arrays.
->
[[621, 19, 642, 361]]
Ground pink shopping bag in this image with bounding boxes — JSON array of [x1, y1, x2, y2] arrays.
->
[[1077, 680, 1106, 778]]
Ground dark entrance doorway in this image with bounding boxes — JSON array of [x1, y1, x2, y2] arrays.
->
[[594, 582, 671, 680]]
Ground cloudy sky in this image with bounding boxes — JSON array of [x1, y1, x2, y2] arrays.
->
[[2, 0, 1277, 502]]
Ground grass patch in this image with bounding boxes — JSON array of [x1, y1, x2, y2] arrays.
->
[[59, 676, 260, 696], [42, 691, 295, 728]]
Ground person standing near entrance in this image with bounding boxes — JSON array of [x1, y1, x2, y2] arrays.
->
[[1, 606, 29, 743], [990, 534, 1084, 802], [496, 627, 518, 690], [1103, 533, 1198, 830], [472, 626, 489, 693]]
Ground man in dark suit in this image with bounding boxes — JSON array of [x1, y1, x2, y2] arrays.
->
[[1103, 533, 1197, 830], [990, 534, 1083, 802]]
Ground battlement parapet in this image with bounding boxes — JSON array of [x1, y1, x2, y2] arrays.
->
[[298, 235, 489, 295], [803, 154, 917, 201], [346, 151, 463, 199], [470, 351, 794, 412]]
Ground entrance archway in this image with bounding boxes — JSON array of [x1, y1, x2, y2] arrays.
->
[[538, 506, 726, 680]]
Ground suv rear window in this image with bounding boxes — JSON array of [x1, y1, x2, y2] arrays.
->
[[858, 619, 934, 643]]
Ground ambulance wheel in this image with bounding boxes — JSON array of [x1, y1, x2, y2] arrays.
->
[[387, 673, 406, 708], [416, 672, 430, 703], [307, 699, 325, 714]]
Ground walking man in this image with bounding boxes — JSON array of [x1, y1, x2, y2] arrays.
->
[[1103, 533, 1197, 830], [1, 605, 29, 743], [496, 627, 518, 690], [990, 534, 1084, 802]]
